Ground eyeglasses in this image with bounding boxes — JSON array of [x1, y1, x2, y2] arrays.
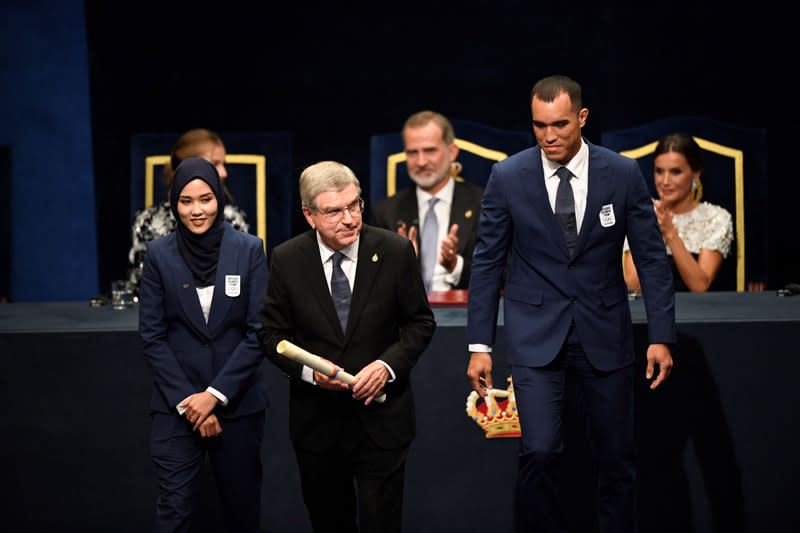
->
[[316, 197, 364, 221]]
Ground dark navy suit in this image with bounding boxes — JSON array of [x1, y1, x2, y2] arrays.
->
[[139, 222, 270, 532], [467, 142, 676, 532]]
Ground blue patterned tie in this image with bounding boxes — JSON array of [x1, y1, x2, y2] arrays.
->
[[555, 167, 578, 254], [420, 197, 439, 294], [330, 251, 351, 332]]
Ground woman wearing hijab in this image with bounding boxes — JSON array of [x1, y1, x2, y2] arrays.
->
[[127, 128, 250, 295], [139, 157, 269, 532]]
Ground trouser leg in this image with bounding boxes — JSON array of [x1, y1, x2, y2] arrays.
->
[[352, 439, 409, 533], [512, 359, 568, 533], [294, 444, 359, 533], [569, 350, 636, 533], [209, 411, 266, 533], [150, 412, 204, 533]]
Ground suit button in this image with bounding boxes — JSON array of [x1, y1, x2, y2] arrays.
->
[[568, 264, 575, 269], [571, 298, 577, 304]]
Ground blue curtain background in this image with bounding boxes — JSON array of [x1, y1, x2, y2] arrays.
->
[[1, 0, 97, 301]]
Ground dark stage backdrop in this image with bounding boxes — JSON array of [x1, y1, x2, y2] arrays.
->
[[1, 1, 795, 300], [1, 145, 10, 301], [83, 2, 796, 296]]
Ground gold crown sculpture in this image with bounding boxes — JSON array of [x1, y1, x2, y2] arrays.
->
[[465, 377, 521, 439]]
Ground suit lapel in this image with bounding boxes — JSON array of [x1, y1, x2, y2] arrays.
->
[[172, 243, 212, 339], [300, 231, 346, 340], [207, 225, 236, 335], [345, 225, 382, 340], [448, 182, 478, 253], [525, 148, 571, 257], [572, 143, 608, 257]]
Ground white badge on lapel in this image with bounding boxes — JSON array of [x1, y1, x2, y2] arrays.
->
[[225, 275, 241, 297], [599, 204, 616, 227]]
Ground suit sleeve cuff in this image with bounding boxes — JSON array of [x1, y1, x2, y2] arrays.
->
[[377, 360, 396, 382], [468, 344, 493, 353]]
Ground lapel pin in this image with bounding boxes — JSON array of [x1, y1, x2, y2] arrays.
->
[[465, 210, 473, 218], [182, 283, 190, 289], [372, 253, 379, 263]]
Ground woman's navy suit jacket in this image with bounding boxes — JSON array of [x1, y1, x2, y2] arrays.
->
[[139, 223, 270, 418]]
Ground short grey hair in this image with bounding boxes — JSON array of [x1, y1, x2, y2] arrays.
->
[[299, 161, 361, 209]]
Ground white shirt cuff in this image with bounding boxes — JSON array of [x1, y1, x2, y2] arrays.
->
[[206, 387, 228, 406], [176, 396, 190, 415], [443, 255, 464, 287], [469, 344, 493, 353], [377, 360, 396, 382]]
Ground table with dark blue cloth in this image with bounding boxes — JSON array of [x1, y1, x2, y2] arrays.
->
[[1, 292, 798, 532]]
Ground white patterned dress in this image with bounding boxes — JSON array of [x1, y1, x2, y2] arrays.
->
[[625, 201, 733, 291]]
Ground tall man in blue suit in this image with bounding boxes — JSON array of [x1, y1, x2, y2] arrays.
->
[[466, 75, 676, 533]]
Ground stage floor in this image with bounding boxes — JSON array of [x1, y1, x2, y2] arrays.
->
[[2, 292, 798, 532]]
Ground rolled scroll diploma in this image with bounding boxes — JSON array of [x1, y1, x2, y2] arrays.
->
[[276, 340, 386, 404]]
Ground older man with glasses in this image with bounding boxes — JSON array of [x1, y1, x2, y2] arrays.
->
[[258, 160, 436, 533]]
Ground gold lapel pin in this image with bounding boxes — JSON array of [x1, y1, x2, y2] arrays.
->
[[372, 253, 379, 263], [465, 210, 473, 218], [182, 283, 190, 289]]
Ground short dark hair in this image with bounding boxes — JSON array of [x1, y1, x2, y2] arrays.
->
[[530, 75, 582, 110], [654, 132, 704, 174]]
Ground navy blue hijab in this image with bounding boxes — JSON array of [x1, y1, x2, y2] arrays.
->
[[169, 157, 226, 286]]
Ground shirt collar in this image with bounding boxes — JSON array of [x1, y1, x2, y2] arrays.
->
[[416, 176, 454, 211], [542, 137, 588, 179], [316, 232, 360, 263]]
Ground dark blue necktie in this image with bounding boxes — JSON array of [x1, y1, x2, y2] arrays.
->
[[555, 166, 578, 254], [330, 251, 351, 332]]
